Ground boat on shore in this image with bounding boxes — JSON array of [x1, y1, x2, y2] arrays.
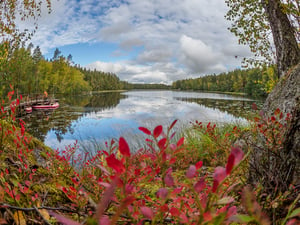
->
[[32, 101, 59, 110]]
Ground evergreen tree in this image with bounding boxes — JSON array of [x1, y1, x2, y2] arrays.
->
[[32, 46, 43, 63], [52, 48, 61, 61]]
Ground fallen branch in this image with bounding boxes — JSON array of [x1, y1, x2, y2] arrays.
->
[[0, 203, 81, 214]]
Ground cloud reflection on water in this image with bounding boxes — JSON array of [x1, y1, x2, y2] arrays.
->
[[44, 90, 252, 152]]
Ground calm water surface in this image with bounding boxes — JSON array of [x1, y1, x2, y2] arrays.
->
[[22, 90, 263, 153]]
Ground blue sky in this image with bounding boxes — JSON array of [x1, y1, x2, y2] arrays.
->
[[18, 0, 252, 84], [43, 42, 143, 65]]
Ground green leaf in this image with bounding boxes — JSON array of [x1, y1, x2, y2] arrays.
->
[[233, 214, 254, 223], [288, 208, 300, 219], [11, 178, 19, 187]]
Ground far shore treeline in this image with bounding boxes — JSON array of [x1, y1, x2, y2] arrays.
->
[[0, 43, 277, 98]]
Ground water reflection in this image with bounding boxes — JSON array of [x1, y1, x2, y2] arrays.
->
[[23, 92, 126, 142], [22, 90, 263, 152], [175, 97, 263, 119]]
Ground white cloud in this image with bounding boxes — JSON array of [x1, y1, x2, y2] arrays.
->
[[16, 0, 253, 83], [179, 35, 226, 74], [136, 48, 173, 64], [86, 61, 186, 84]]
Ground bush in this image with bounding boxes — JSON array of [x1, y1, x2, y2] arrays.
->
[[0, 89, 299, 224]]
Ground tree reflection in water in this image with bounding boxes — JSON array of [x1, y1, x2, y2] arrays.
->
[[21, 92, 126, 142]]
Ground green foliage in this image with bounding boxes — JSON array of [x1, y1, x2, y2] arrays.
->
[[79, 67, 124, 91], [184, 122, 246, 167], [225, 0, 299, 66], [0, 0, 52, 43], [172, 66, 278, 97], [225, 0, 272, 65], [128, 83, 172, 90], [0, 43, 133, 96]]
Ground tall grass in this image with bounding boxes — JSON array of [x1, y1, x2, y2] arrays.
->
[[183, 122, 248, 166]]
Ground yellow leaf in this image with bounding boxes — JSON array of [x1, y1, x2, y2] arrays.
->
[[39, 209, 50, 221], [35, 202, 50, 221], [13, 211, 26, 225]]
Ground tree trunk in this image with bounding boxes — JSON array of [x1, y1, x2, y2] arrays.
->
[[247, 63, 300, 221], [262, 0, 300, 77], [259, 0, 300, 191], [262, 63, 300, 187]]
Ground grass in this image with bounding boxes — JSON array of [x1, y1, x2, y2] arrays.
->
[[182, 121, 249, 167]]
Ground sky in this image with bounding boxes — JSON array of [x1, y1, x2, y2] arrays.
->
[[18, 0, 253, 84]]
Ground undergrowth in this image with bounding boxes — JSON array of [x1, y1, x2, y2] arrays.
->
[[0, 89, 299, 224]]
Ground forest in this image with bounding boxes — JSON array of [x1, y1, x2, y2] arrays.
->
[[0, 44, 127, 97], [172, 66, 278, 97]]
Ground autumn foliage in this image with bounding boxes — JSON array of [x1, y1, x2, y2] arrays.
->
[[0, 91, 299, 225]]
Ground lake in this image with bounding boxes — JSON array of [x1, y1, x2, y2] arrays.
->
[[22, 90, 263, 153]]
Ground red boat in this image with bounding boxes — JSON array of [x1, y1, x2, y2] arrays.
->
[[32, 102, 59, 110], [25, 106, 32, 113]]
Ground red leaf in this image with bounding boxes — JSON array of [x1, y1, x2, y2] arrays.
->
[[140, 206, 154, 220], [212, 167, 227, 192], [286, 219, 300, 225], [158, 138, 167, 150], [170, 131, 176, 139], [156, 188, 168, 199], [186, 165, 196, 178], [231, 147, 244, 166], [170, 143, 176, 151], [106, 154, 125, 173], [123, 196, 135, 205], [111, 139, 115, 146], [194, 178, 206, 193], [139, 127, 151, 135], [99, 182, 111, 188], [169, 119, 178, 131], [274, 108, 280, 115], [20, 122, 25, 137], [97, 179, 117, 221], [119, 137, 130, 157], [226, 154, 235, 175], [251, 103, 257, 110], [153, 125, 163, 138], [125, 184, 134, 195], [169, 157, 176, 165], [176, 137, 184, 147], [195, 161, 203, 169], [170, 207, 180, 217], [8, 90, 14, 100], [159, 204, 169, 212], [15, 194, 20, 201], [203, 212, 213, 222], [99, 216, 110, 225], [227, 206, 237, 218], [164, 171, 174, 187], [213, 167, 227, 183], [180, 214, 189, 223]]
